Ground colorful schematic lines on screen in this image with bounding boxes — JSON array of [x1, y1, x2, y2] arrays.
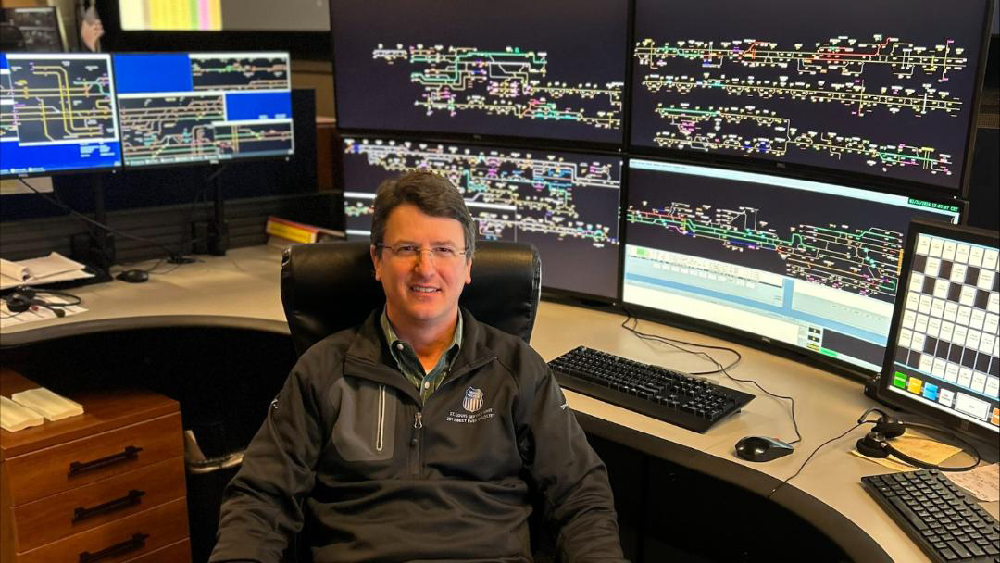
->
[[342, 137, 622, 299], [0, 53, 122, 176], [373, 44, 624, 131], [892, 232, 1000, 428], [119, 0, 222, 31], [113, 52, 294, 167], [343, 138, 619, 245], [629, 0, 990, 193], [627, 201, 908, 300]]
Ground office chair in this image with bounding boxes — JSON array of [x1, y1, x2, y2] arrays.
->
[[278, 240, 554, 561]]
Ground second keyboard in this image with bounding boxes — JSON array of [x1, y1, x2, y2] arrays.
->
[[548, 346, 755, 433]]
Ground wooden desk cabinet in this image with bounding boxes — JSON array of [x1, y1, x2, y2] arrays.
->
[[1, 369, 190, 563]]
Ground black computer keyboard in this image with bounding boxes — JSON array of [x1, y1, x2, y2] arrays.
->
[[547, 346, 755, 433], [861, 469, 1000, 562]]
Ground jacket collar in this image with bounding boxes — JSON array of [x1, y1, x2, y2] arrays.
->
[[344, 307, 497, 400]]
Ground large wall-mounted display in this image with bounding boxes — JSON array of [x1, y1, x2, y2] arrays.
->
[[630, 0, 993, 193], [332, 0, 629, 145]]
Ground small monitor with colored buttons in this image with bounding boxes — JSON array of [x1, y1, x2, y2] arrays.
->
[[878, 218, 999, 443]]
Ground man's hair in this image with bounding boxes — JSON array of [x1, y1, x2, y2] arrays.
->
[[370, 171, 476, 258]]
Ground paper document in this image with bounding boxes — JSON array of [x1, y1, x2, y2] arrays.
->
[[947, 463, 1000, 503], [850, 431, 962, 472], [0, 253, 93, 290]]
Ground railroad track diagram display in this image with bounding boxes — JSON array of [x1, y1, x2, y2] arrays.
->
[[372, 44, 623, 131], [627, 165, 960, 303], [5, 56, 117, 144], [630, 0, 990, 190], [191, 54, 290, 91], [343, 137, 622, 298], [114, 52, 293, 167], [331, 0, 628, 144]]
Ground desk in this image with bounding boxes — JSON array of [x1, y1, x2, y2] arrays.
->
[[2, 244, 997, 562]]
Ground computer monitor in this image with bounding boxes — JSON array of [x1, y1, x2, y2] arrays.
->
[[1, 53, 122, 177], [118, 0, 330, 31], [331, 0, 628, 145], [623, 159, 964, 375], [343, 136, 622, 300], [630, 0, 994, 194], [876, 219, 998, 443], [112, 52, 294, 168], [2, 7, 64, 52]]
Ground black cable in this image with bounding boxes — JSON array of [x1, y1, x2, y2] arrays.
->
[[18, 178, 196, 268], [767, 420, 864, 500], [619, 307, 742, 374], [619, 306, 801, 445]]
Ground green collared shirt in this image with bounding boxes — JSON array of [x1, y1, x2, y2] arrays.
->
[[380, 307, 463, 402]]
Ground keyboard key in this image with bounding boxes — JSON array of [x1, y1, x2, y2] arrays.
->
[[948, 541, 972, 558], [939, 547, 957, 560]]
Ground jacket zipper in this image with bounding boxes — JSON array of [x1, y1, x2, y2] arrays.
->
[[410, 410, 423, 477], [375, 384, 385, 452]]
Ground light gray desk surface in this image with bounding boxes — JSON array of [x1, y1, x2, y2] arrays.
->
[[3, 244, 997, 562]]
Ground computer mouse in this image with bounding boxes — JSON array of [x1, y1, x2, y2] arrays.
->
[[734, 435, 795, 463], [116, 269, 149, 283]]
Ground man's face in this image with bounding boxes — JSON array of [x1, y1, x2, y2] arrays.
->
[[371, 205, 472, 329]]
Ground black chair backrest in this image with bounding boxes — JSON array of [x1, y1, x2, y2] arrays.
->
[[280, 241, 542, 356]]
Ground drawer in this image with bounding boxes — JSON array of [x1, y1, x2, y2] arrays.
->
[[126, 538, 190, 563], [16, 497, 188, 563], [4, 412, 182, 506], [14, 457, 186, 552]]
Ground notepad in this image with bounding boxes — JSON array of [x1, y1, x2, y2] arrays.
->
[[10, 387, 84, 421], [0, 395, 44, 432]]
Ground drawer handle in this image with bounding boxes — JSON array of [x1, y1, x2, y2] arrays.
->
[[78, 532, 149, 563], [72, 489, 145, 522], [68, 445, 143, 477]]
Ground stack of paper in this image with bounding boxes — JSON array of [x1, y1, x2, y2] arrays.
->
[[0, 396, 44, 432], [0, 253, 94, 290], [10, 387, 84, 421]]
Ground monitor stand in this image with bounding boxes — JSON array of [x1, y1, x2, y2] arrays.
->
[[205, 166, 229, 256], [69, 174, 114, 283]]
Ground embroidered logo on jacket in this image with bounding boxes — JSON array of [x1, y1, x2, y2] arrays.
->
[[446, 387, 495, 424], [462, 387, 484, 413]]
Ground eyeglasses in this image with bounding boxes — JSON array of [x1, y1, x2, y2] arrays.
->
[[377, 243, 468, 261]]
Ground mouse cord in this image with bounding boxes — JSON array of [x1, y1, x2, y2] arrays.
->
[[620, 307, 801, 446], [766, 420, 865, 501], [17, 179, 195, 269]]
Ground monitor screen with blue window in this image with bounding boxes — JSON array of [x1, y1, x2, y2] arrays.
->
[[1, 53, 122, 178], [112, 52, 294, 168], [622, 158, 963, 374]]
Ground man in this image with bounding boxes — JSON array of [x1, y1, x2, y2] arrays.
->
[[211, 171, 626, 562]]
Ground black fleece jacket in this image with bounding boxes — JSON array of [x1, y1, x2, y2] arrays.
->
[[210, 307, 626, 563]]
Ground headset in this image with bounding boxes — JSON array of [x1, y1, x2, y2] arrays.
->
[[855, 407, 981, 472], [1, 288, 82, 318]]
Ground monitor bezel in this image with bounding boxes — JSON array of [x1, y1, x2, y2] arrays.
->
[[619, 154, 969, 381], [0, 52, 123, 179], [110, 50, 296, 172], [328, 0, 632, 152], [874, 217, 999, 444], [626, 0, 996, 200], [337, 131, 626, 304]]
